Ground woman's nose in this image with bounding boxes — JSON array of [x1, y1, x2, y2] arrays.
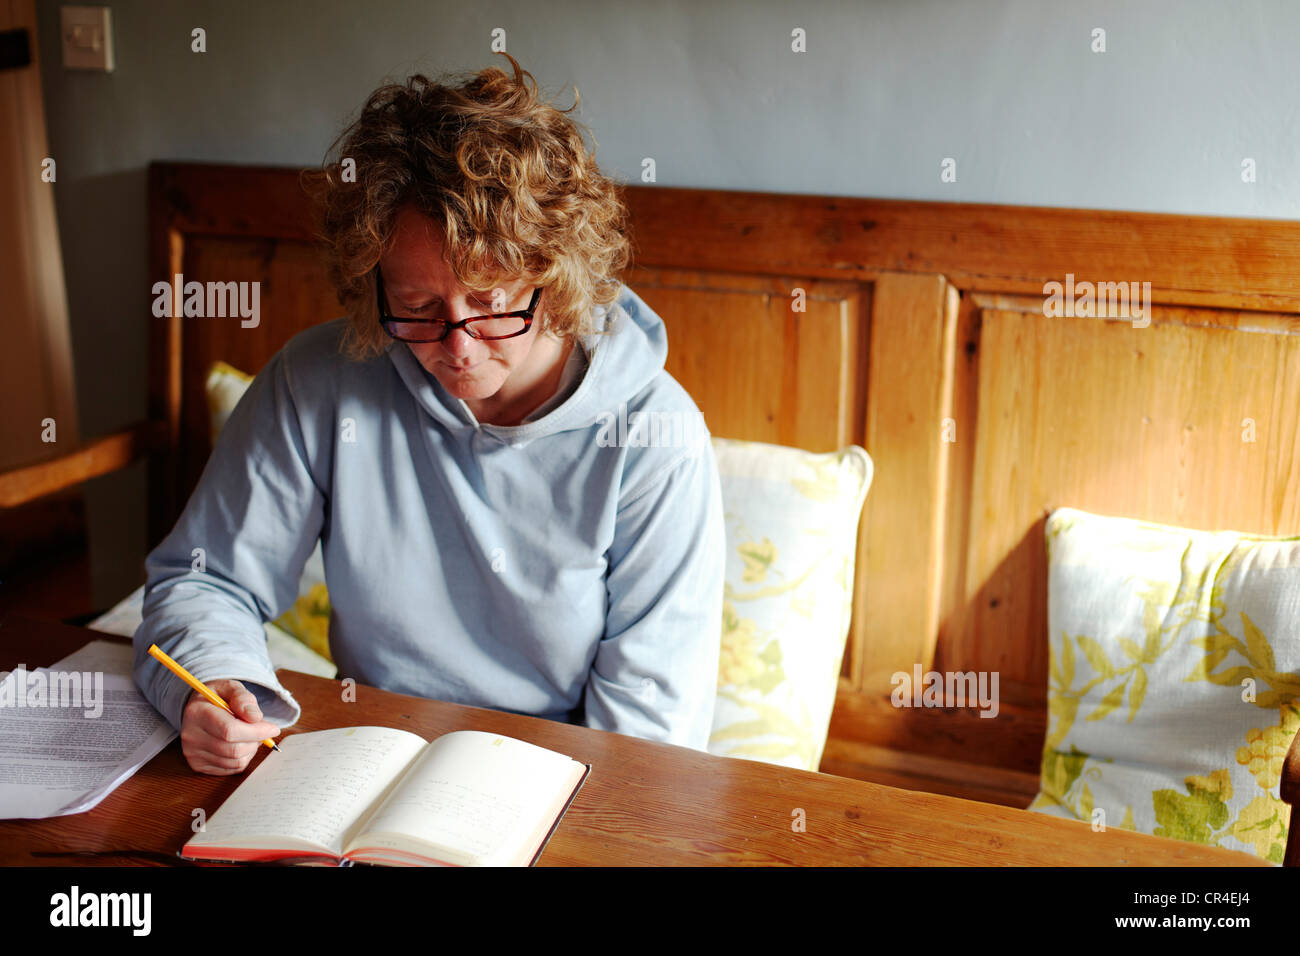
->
[[440, 326, 478, 358]]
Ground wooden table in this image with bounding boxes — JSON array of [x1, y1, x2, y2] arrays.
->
[[0, 615, 1267, 867]]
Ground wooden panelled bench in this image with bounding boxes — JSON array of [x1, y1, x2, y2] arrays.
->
[[2, 163, 1298, 865]]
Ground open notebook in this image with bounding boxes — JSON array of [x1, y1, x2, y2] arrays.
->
[[182, 727, 589, 866]]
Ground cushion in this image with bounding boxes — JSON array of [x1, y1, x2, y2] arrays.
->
[[707, 438, 873, 772], [1029, 506, 1300, 864], [205, 360, 254, 442], [205, 361, 333, 664]]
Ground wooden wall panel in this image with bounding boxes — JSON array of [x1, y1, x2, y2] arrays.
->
[[856, 274, 956, 693], [947, 297, 1300, 692], [621, 186, 1300, 313], [627, 267, 866, 451]]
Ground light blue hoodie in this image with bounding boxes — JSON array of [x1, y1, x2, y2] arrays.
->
[[132, 286, 725, 750]]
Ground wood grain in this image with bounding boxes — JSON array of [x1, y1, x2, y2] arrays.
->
[[626, 267, 866, 452], [953, 302, 1300, 691], [620, 185, 1300, 313], [143, 166, 1300, 315], [0, 616, 1266, 867], [859, 273, 955, 688]]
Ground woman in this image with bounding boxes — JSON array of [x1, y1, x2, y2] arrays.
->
[[132, 55, 725, 775]]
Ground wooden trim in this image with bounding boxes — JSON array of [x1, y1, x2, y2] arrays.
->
[[843, 287, 873, 687], [147, 164, 189, 544], [825, 677, 1048, 777], [818, 738, 1041, 809], [621, 185, 1300, 312], [859, 273, 954, 679], [145, 163, 1300, 313], [148, 161, 319, 242], [0, 421, 167, 508], [968, 290, 1300, 333], [936, 292, 982, 670]]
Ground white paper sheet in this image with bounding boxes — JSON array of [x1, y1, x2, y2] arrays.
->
[[0, 643, 177, 819], [50, 638, 136, 675]]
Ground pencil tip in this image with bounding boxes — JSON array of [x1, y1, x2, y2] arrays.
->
[[272, 743, 282, 752]]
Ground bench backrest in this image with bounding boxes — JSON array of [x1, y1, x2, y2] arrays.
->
[[149, 163, 1300, 797]]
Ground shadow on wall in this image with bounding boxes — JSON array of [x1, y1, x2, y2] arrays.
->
[[59, 166, 151, 610]]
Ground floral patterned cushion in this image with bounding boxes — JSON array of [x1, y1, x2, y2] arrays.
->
[[206, 362, 333, 663], [1029, 507, 1300, 864], [707, 438, 873, 771]]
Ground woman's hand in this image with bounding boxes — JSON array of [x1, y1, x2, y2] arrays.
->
[[180, 678, 281, 775]]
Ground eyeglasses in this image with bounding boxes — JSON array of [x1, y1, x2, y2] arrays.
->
[[376, 268, 542, 343]]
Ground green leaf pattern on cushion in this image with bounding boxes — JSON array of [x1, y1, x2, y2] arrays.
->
[[1230, 795, 1289, 863], [739, 537, 778, 583], [711, 691, 817, 768], [1188, 612, 1300, 707], [1032, 508, 1300, 864], [1153, 770, 1232, 844], [708, 439, 872, 772]]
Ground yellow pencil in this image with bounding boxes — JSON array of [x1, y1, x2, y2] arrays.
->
[[147, 644, 281, 752]]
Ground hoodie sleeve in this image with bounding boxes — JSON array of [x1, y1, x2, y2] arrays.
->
[[132, 345, 326, 732], [583, 437, 725, 751]]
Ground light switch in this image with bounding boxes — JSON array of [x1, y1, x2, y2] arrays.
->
[[61, 6, 114, 72]]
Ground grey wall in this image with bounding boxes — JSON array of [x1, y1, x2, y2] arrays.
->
[[32, 0, 1300, 607]]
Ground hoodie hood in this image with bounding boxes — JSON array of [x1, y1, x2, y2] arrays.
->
[[387, 284, 668, 449]]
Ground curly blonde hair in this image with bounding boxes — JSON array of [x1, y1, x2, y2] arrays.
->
[[301, 53, 631, 360]]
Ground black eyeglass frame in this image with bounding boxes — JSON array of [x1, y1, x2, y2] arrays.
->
[[375, 268, 542, 343]]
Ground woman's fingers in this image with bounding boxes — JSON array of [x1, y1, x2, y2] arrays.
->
[[180, 679, 281, 775]]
